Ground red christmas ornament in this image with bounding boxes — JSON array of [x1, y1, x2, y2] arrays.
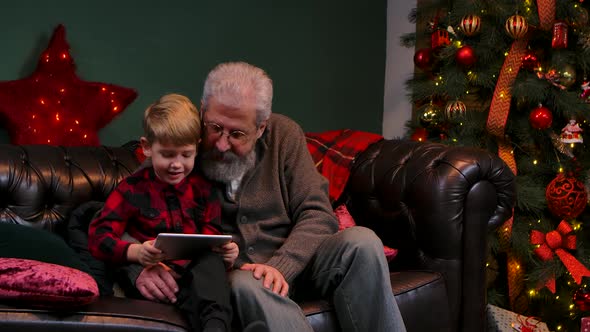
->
[[413, 48, 433, 70], [460, 14, 481, 36], [455, 45, 477, 67], [552, 21, 568, 49], [410, 127, 428, 142], [505, 14, 528, 39], [0, 25, 137, 146], [529, 105, 553, 129], [574, 286, 590, 311], [545, 173, 587, 219]]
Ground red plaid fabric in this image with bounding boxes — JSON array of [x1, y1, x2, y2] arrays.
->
[[306, 129, 383, 203]]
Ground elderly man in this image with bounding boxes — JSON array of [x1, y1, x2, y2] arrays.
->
[[134, 62, 406, 332]]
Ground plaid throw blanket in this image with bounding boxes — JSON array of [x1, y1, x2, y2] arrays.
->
[[306, 129, 383, 203]]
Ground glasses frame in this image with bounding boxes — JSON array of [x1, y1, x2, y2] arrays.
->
[[203, 121, 252, 145]]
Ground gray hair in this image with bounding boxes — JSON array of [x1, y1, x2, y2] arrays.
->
[[202, 62, 273, 125]]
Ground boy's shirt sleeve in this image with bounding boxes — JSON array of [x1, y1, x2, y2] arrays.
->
[[88, 181, 135, 264]]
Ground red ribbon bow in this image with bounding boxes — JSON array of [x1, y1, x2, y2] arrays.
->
[[530, 220, 590, 293]]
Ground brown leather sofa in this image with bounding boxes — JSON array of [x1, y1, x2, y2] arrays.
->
[[0, 139, 515, 332]]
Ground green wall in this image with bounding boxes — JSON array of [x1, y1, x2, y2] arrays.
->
[[0, 1, 386, 146]]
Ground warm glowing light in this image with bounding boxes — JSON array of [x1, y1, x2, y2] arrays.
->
[[556, 296, 560, 300], [40, 99, 45, 105], [61, 53, 67, 59], [500, 92, 505, 98], [101, 87, 106, 92], [55, 113, 60, 121], [559, 167, 563, 173], [533, 160, 538, 165], [75, 120, 79, 125], [529, 289, 535, 296], [60, 88, 65, 93], [47, 139, 51, 143], [83, 134, 87, 139], [113, 106, 119, 112], [504, 52, 509, 56], [32, 115, 36, 119], [69, 129, 73, 132]]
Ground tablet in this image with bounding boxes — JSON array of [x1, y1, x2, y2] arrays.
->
[[154, 233, 233, 260]]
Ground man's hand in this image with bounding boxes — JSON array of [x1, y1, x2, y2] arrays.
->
[[212, 241, 239, 268], [240, 263, 289, 297], [136, 264, 180, 303]]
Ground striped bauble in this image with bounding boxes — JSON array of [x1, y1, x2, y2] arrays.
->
[[505, 14, 528, 39], [445, 100, 467, 119], [460, 14, 481, 37]]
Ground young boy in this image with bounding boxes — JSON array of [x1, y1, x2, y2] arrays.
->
[[88, 93, 237, 332]]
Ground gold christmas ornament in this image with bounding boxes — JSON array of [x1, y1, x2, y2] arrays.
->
[[505, 14, 528, 39], [418, 102, 444, 130]]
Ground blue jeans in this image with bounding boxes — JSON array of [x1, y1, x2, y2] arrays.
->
[[228, 226, 407, 332]]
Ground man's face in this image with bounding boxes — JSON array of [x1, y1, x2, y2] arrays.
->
[[141, 139, 197, 185], [200, 96, 265, 183]]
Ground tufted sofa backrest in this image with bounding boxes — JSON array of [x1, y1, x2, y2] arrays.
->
[[0, 144, 140, 235]]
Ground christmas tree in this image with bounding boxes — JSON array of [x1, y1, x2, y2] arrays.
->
[[402, 0, 590, 330]]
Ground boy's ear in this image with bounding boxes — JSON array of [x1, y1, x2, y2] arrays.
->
[[140, 137, 152, 157]]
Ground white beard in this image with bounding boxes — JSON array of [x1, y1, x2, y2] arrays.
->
[[200, 148, 256, 184]]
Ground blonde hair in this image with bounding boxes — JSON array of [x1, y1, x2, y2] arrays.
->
[[143, 94, 201, 146], [202, 62, 273, 125]]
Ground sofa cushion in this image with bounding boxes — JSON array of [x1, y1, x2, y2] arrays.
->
[[0, 257, 99, 308], [334, 204, 398, 262]]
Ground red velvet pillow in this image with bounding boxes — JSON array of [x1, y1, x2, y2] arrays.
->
[[0, 258, 99, 308], [334, 204, 398, 262]]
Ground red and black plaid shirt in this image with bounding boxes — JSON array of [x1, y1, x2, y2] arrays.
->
[[88, 167, 221, 265]]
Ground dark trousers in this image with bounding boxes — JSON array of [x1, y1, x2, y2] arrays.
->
[[174, 251, 232, 332]]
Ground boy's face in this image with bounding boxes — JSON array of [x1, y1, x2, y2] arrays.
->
[[140, 139, 197, 185]]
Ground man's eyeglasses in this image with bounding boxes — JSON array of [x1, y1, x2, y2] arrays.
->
[[203, 122, 251, 145]]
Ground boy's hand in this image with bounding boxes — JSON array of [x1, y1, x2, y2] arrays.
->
[[212, 241, 239, 268], [128, 240, 166, 267]]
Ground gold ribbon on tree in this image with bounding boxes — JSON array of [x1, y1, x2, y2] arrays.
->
[[485, 0, 555, 312], [530, 220, 590, 293]]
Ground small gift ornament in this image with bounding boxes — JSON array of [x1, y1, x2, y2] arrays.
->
[[560, 119, 583, 144], [431, 28, 451, 49], [552, 21, 568, 48]]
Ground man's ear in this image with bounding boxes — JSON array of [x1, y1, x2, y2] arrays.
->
[[256, 121, 267, 139], [140, 137, 152, 157]]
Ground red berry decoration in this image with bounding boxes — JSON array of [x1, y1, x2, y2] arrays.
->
[[455, 45, 477, 67], [545, 173, 587, 219], [521, 50, 540, 71], [529, 105, 553, 129], [414, 48, 433, 70]]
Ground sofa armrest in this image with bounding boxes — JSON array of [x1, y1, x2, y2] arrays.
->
[[343, 139, 516, 332]]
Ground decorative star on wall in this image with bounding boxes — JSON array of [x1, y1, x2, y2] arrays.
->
[[0, 24, 137, 146]]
